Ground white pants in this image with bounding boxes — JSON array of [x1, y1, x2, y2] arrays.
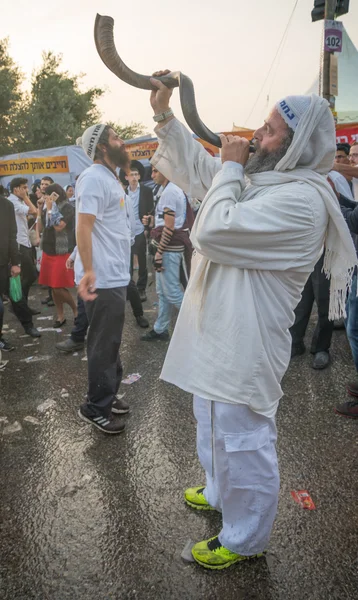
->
[[194, 395, 279, 555]]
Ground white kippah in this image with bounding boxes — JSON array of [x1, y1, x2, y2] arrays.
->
[[276, 96, 312, 131], [78, 124, 107, 160]]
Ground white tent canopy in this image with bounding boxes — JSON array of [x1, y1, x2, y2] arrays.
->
[[306, 26, 358, 124]]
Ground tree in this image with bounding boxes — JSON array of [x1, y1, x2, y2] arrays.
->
[[0, 38, 23, 155], [106, 120, 147, 140], [16, 52, 104, 151], [0, 45, 147, 155]]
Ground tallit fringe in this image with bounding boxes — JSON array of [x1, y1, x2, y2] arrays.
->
[[323, 248, 356, 321]]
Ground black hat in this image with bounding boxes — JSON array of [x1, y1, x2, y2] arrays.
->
[[119, 160, 145, 186]]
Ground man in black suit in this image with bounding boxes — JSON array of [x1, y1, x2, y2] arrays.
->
[[0, 188, 41, 350], [120, 160, 154, 302]]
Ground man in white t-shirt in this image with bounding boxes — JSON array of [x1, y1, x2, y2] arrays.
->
[[141, 167, 188, 341], [75, 123, 132, 434]]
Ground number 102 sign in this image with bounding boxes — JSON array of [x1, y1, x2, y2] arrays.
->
[[324, 20, 343, 53]]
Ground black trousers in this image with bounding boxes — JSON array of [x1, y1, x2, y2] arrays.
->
[[71, 296, 88, 343], [290, 253, 334, 353], [70, 280, 143, 345], [19, 245, 37, 300], [0, 265, 33, 332], [127, 279, 143, 317], [130, 232, 148, 291], [83, 287, 126, 417]]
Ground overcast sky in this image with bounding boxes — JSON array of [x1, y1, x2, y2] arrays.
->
[[3, 0, 358, 135]]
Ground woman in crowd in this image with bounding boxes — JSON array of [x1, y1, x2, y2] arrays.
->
[[29, 182, 42, 207], [65, 184, 76, 207], [36, 183, 77, 328]]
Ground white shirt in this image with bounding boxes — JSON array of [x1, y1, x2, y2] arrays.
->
[[8, 193, 31, 248], [155, 182, 186, 229], [328, 170, 355, 201], [73, 190, 136, 286], [75, 164, 132, 289], [151, 119, 329, 419], [127, 183, 144, 236], [353, 177, 358, 201]]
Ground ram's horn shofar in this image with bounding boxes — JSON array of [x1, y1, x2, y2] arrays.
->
[[94, 14, 221, 148]]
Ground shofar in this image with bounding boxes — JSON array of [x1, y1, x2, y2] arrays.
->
[[94, 13, 222, 148]]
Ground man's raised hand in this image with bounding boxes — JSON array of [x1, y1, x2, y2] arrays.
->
[[150, 70, 173, 114], [219, 135, 250, 166]]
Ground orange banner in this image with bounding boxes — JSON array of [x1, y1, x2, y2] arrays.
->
[[0, 156, 69, 177], [126, 141, 159, 161]]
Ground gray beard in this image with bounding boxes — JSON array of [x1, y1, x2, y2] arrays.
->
[[245, 130, 294, 175]]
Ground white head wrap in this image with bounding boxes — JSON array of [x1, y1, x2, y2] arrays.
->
[[276, 96, 311, 131], [77, 124, 107, 160], [248, 93, 357, 319]]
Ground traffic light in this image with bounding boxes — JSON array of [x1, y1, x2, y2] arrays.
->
[[312, 0, 325, 21], [311, 0, 350, 22], [336, 0, 350, 17]]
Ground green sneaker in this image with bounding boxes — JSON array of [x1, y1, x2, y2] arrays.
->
[[191, 535, 266, 570], [184, 486, 215, 510]]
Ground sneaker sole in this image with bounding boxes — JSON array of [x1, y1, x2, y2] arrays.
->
[[184, 498, 216, 511], [347, 388, 358, 398], [111, 407, 130, 414], [334, 408, 358, 419], [192, 551, 266, 570], [312, 362, 330, 370], [77, 409, 125, 434], [0, 347, 15, 352]]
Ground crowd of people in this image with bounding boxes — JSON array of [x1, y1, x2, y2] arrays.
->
[[1, 82, 358, 570]]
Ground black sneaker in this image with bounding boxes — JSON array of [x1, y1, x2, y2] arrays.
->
[[334, 399, 358, 419], [29, 308, 41, 316], [56, 338, 85, 353], [0, 337, 15, 352], [24, 327, 41, 338], [112, 396, 130, 414], [78, 407, 125, 434], [312, 350, 330, 370], [141, 329, 170, 342], [136, 315, 149, 328], [346, 380, 358, 398]]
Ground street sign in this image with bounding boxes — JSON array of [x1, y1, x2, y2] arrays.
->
[[324, 20, 343, 52]]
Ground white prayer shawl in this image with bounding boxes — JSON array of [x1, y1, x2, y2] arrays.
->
[[328, 170, 355, 201], [151, 95, 357, 416]]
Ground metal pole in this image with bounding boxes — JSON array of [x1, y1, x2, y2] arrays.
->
[[322, 0, 337, 105]]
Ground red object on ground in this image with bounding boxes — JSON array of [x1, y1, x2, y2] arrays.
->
[[291, 490, 316, 510], [39, 252, 75, 288]]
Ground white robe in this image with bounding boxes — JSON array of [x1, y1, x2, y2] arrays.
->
[[152, 119, 329, 418]]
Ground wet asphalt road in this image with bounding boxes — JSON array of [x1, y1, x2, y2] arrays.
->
[[0, 281, 357, 600]]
